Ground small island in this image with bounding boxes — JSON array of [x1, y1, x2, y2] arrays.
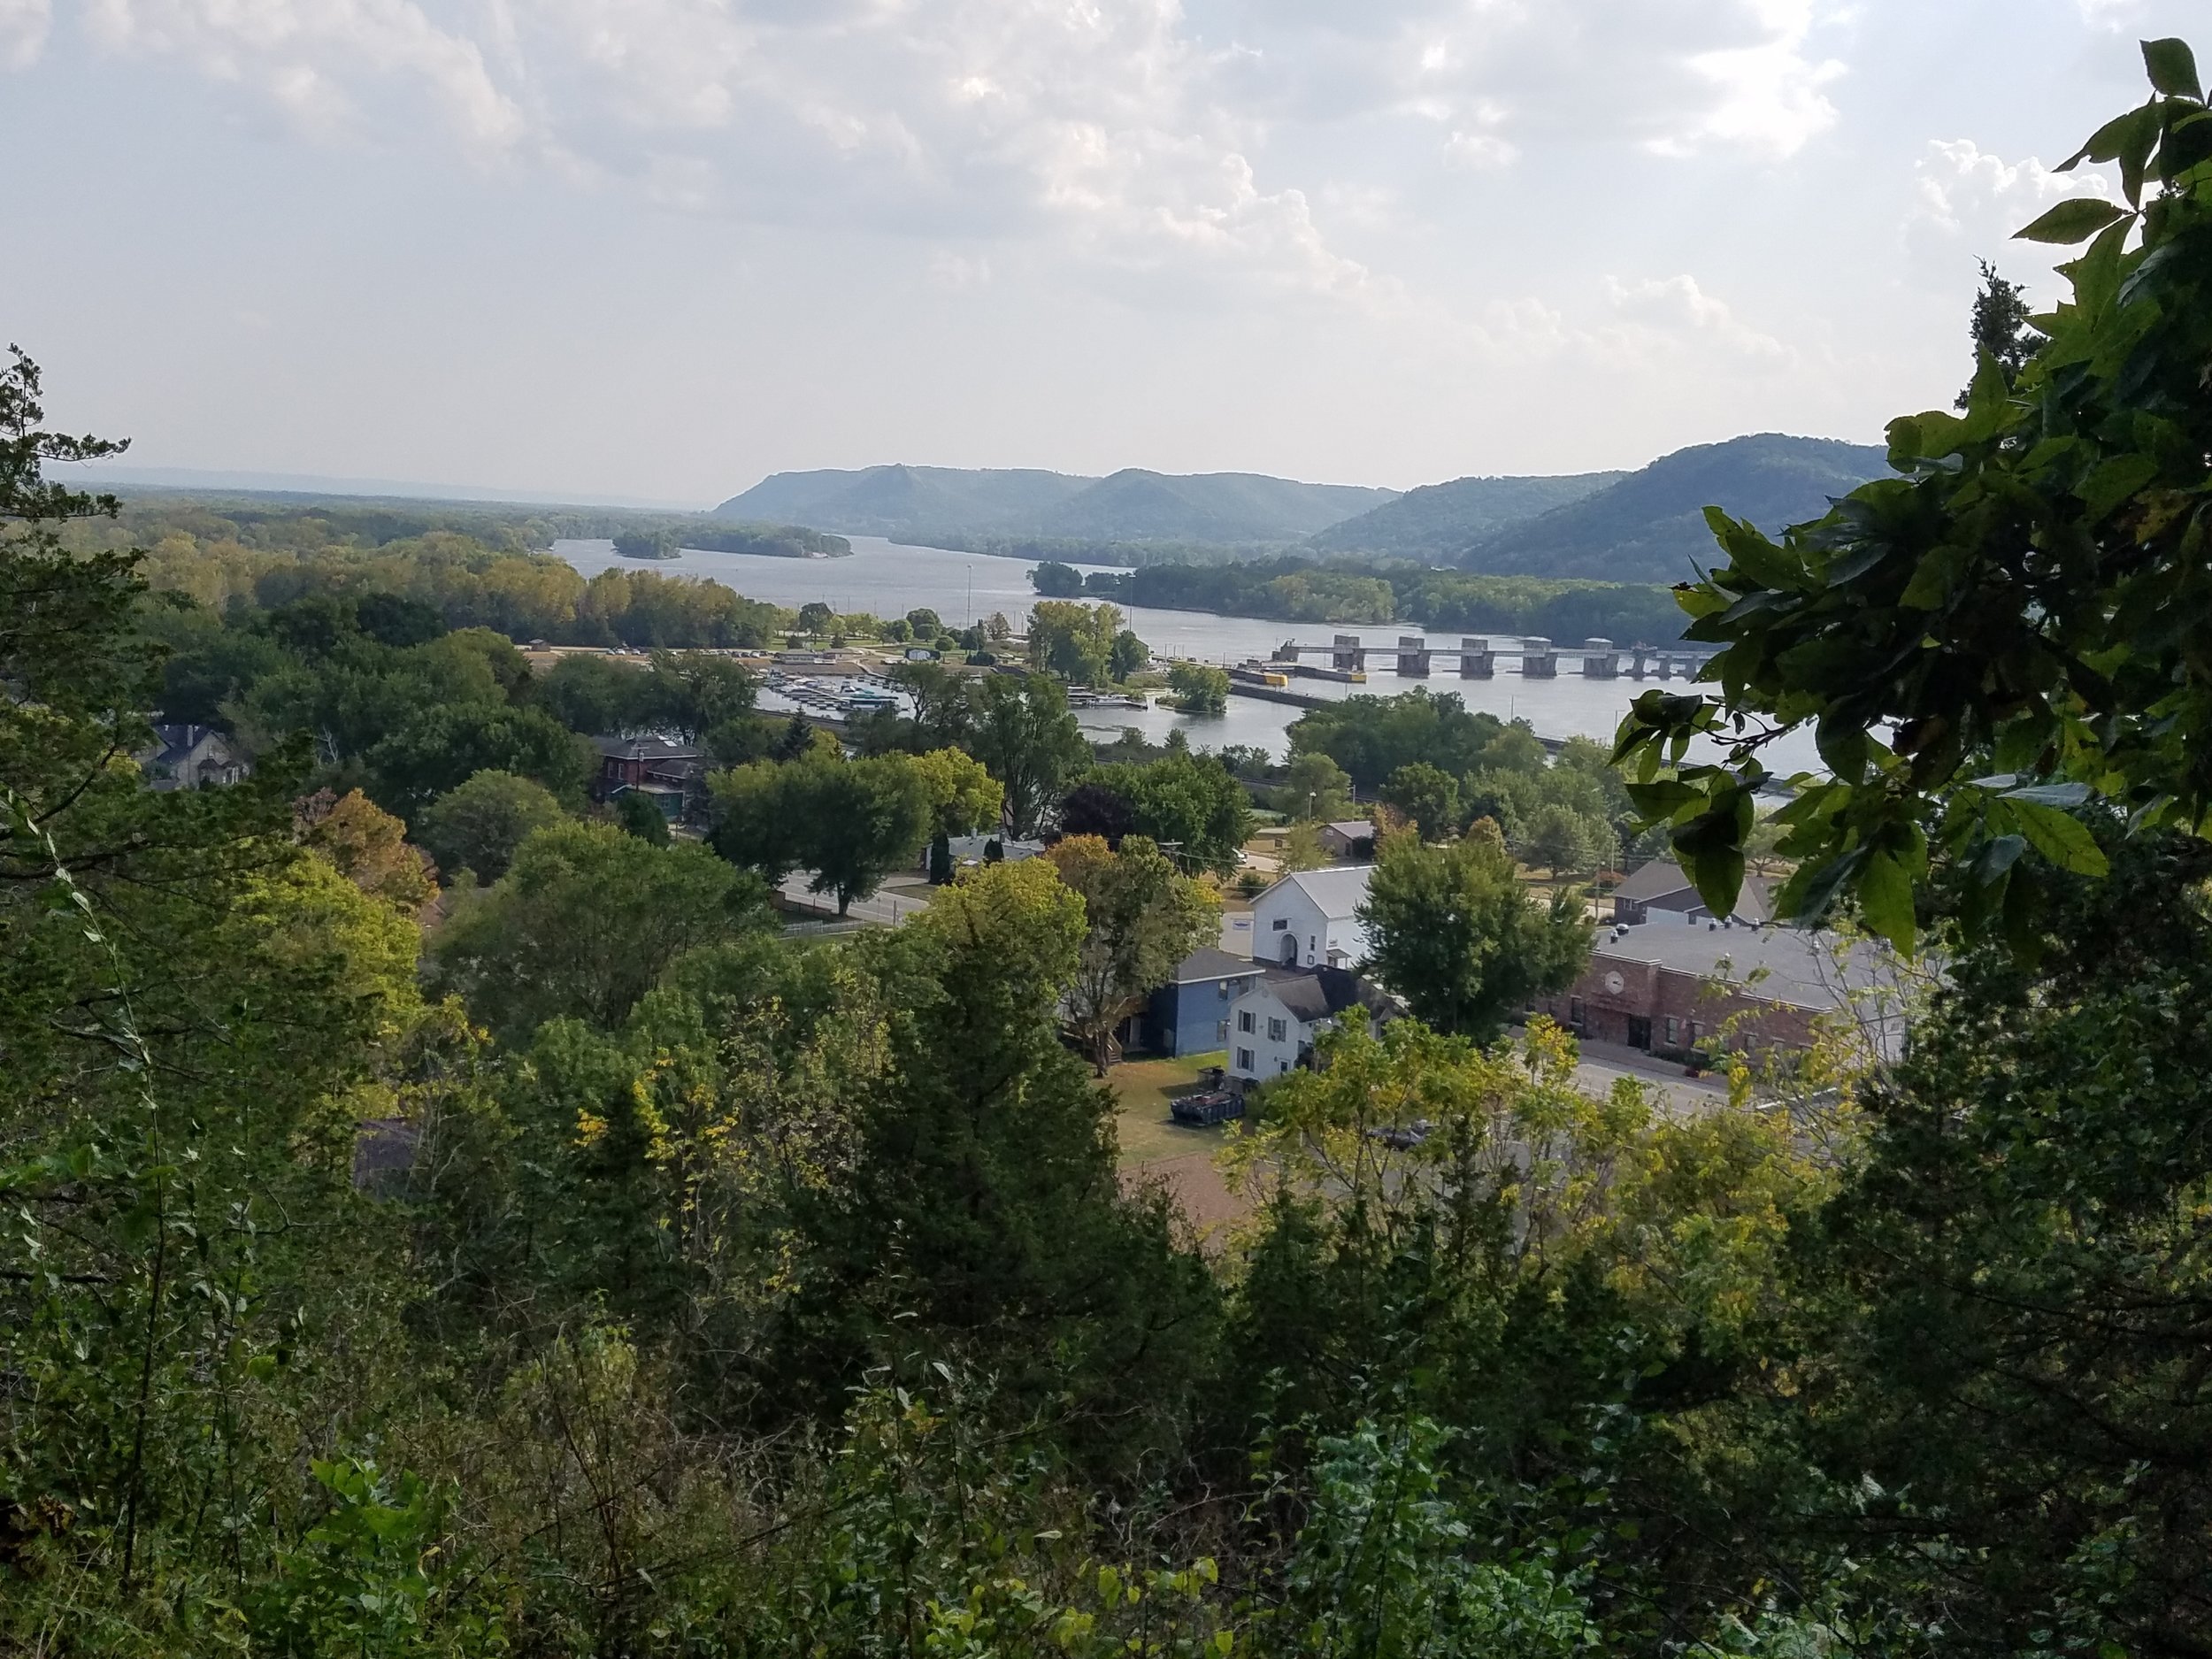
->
[[614, 522, 852, 561]]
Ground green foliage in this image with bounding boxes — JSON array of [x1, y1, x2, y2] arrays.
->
[[1045, 834, 1218, 1071], [1083, 750, 1252, 873], [1279, 750, 1355, 822], [615, 787, 672, 844], [1380, 761, 1461, 839], [1028, 599, 1138, 686], [417, 767, 566, 882], [1167, 660, 1230, 714], [969, 673, 1091, 839], [1617, 45, 2212, 953], [429, 818, 769, 1036], [710, 747, 932, 914], [1290, 688, 1511, 790], [1357, 826, 1591, 1039], [1031, 559, 1086, 597]]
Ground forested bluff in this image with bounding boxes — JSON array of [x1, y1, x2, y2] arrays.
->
[[6, 41, 2212, 1659]]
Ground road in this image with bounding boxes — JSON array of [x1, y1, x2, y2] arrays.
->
[[775, 872, 933, 927]]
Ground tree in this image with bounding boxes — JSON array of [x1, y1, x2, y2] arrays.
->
[[1524, 802, 1615, 876], [1279, 821, 1329, 872], [927, 832, 953, 885], [1288, 688, 1509, 790], [797, 602, 835, 636], [1094, 751, 1252, 873], [984, 611, 1012, 641], [296, 787, 436, 912], [1110, 629, 1148, 682], [615, 790, 672, 845], [1616, 44, 2212, 952], [906, 746, 1003, 838], [1278, 750, 1354, 822], [775, 860, 1217, 1446], [1045, 835, 1217, 1073], [365, 702, 590, 818], [1030, 561, 1084, 598], [904, 608, 942, 637], [1381, 762, 1462, 841], [1358, 827, 1590, 1040], [1167, 661, 1229, 714], [1953, 257, 2047, 407], [418, 769, 566, 883], [428, 818, 768, 1037], [968, 674, 1088, 839], [1026, 600, 1127, 687], [538, 652, 654, 735], [645, 649, 755, 740], [710, 749, 930, 915], [1059, 780, 1140, 846]]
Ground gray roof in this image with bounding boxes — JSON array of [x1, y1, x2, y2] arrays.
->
[[591, 734, 703, 762], [1171, 946, 1262, 984], [1319, 819, 1373, 840], [1270, 864, 1377, 920], [1612, 856, 1773, 923], [1593, 920, 1893, 1013], [1258, 964, 1396, 1025]]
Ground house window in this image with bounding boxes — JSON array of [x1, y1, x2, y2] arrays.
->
[[1217, 980, 1231, 999], [1271, 917, 1289, 931], [1236, 1048, 1256, 1071], [1279, 1060, 1290, 1074], [1237, 1010, 1256, 1034], [1664, 1016, 1678, 1046], [1216, 1020, 1229, 1042], [1569, 996, 1586, 1026], [1266, 1018, 1286, 1042]]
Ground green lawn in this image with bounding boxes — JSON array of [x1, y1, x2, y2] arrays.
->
[[1107, 1050, 1229, 1166]]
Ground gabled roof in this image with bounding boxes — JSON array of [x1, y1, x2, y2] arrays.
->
[[1592, 921, 1896, 1013], [1170, 947, 1261, 984], [1249, 964, 1397, 1025], [1318, 819, 1373, 840], [591, 734, 703, 763], [1264, 864, 1376, 920], [1613, 855, 1773, 923]]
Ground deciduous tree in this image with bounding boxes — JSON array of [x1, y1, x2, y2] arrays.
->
[[1046, 834, 1217, 1073]]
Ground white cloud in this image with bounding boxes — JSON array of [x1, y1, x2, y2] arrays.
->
[[1910, 136, 2105, 237], [53, 0, 1858, 305], [0, 0, 49, 69], [1603, 273, 1791, 361]]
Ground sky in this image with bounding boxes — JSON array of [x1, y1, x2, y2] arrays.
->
[[1, 0, 2196, 506]]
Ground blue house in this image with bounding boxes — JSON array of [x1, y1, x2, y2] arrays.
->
[[1134, 948, 1263, 1058]]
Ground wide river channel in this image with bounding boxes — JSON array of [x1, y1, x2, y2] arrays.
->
[[551, 534, 1813, 771]]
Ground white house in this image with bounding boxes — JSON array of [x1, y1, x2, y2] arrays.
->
[[1249, 864, 1376, 969], [1226, 964, 1398, 1089]]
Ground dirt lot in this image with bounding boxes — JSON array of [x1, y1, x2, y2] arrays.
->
[[1106, 1052, 1248, 1240]]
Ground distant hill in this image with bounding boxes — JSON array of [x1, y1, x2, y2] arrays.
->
[[1460, 434, 1892, 582], [1307, 471, 1626, 560], [713, 465, 1394, 545]]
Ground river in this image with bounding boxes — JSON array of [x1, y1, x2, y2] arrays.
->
[[549, 534, 1813, 770]]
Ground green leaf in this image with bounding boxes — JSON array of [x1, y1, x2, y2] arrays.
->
[[2013, 197, 2132, 244], [2077, 454, 2159, 522], [2010, 800, 2110, 877], [1857, 849, 1917, 956], [2142, 37, 2201, 100]]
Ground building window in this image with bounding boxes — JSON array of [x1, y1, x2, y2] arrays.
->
[[1279, 1060, 1290, 1074], [1237, 1010, 1255, 1033], [1266, 1018, 1286, 1042], [1216, 1020, 1229, 1042], [1664, 1016, 1678, 1046], [1236, 1048, 1255, 1071], [1217, 980, 1231, 999], [1569, 996, 1585, 1026], [1271, 917, 1289, 931]]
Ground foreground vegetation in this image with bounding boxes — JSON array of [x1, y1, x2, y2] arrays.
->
[[6, 41, 2212, 1657]]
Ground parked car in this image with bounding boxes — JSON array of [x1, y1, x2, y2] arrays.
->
[[1171, 1089, 1243, 1127]]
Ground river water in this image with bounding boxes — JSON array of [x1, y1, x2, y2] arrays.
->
[[549, 534, 1811, 769]]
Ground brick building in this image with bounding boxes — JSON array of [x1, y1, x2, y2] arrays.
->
[[1537, 916, 1900, 1063]]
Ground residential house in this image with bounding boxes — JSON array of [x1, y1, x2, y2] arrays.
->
[[1538, 918, 1905, 1063], [1135, 947, 1265, 1058], [1609, 855, 1775, 926], [1250, 864, 1376, 968], [1226, 964, 1400, 1090], [1315, 819, 1375, 861], [590, 734, 707, 820], [136, 724, 250, 791]]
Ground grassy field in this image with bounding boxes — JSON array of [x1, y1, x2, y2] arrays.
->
[[1106, 1050, 1230, 1167]]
